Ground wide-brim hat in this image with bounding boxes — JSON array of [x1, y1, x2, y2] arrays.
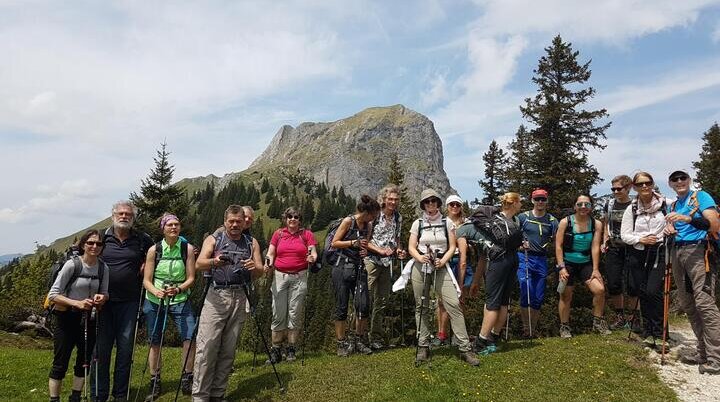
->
[[419, 188, 442, 210]]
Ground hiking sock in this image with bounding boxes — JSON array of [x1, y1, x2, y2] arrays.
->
[[70, 390, 81, 398], [437, 331, 448, 341], [49, 397, 60, 402]]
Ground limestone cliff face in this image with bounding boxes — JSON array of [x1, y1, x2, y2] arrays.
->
[[249, 105, 454, 199]]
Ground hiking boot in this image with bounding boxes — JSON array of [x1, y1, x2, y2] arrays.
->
[[266, 346, 282, 364], [369, 340, 385, 351], [628, 314, 642, 334], [680, 351, 708, 365], [642, 336, 656, 348], [144, 375, 161, 401], [609, 314, 626, 330], [355, 338, 373, 355], [655, 338, 670, 351], [559, 324, 573, 339], [460, 350, 480, 366], [285, 345, 297, 362], [336, 340, 352, 357], [415, 346, 429, 364], [68, 392, 81, 402], [592, 317, 612, 336], [699, 360, 720, 375], [472, 335, 497, 355], [180, 371, 193, 395]]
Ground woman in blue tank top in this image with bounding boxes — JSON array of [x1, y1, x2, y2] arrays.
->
[[555, 195, 610, 339]]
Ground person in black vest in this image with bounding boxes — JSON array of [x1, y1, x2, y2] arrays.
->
[[95, 201, 152, 402], [192, 205, 262, 401]]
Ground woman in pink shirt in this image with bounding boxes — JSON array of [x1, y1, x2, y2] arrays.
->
[[265, 207, 318, 363]]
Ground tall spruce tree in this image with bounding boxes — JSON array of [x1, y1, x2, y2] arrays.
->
[[388, 153, 416, 246], [693, 122, 720, 202], [130, 141, 190, 240], [479, 140, 509, 205], [516, 35, 610, 212], [505, 124, 533, 195]]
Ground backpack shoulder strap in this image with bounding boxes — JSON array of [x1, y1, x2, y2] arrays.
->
[[63, 256, 84, 294], [417, 218, 423, 234], [180, 240, 189, 265], [154, 241, 163, 266], [442, 217, 449, 250]]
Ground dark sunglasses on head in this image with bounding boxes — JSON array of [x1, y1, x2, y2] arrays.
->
[[85, 241, 103, 247], [634, 180, 654, 188], [286, 215, 300, 220], [448, 202, 462, 208], [532, 197, 547, 202], [670, 175, 689, 183], [576, 202, 592, 208]]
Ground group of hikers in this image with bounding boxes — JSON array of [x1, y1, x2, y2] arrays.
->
[[44, 169, 720, 402]]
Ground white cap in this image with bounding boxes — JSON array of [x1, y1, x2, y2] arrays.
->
[[446, 194, 463, 205]]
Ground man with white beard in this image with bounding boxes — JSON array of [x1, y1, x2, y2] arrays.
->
[[94, 201, 153, 402]]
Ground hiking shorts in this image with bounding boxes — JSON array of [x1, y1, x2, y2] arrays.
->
[[565, 261, 593, 287], [332, 262, 370, 321], [143, 299, 196, 344], [604, 245, 637, 296], [450, 254, 474, 288], [484, 252, 518, 310]]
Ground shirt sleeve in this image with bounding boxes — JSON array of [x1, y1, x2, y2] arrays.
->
[[551, 215, 559, 236], [306, 230, 317, 247], [48, 260, 76, 301], [697, 191, 717, 214], [410, 219, 419, 236], [620, 205, 639, 245], [270, 230, 280, 247]]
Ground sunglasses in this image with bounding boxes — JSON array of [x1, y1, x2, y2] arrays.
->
[[448, 202, 462, 208], [670, 175, 689, 183], [422, 198, 440, 205], [610, 186, 626, 192], [85, 241, 104, 247], [634, 180, 654, 188], [532, 197, 547, 202], [286, 215, 300, 220], [576, 202, 592, 208]]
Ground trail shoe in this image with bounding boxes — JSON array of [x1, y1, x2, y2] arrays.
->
[[369, 340, 385, 351], [285, 345, 297, 362], [609, 313, 626, 330], [559, 324, 573, 339], [460, 350, 480, 366], [473, 335, 497, 355], [642, 336, 656, 348], [355, 337, 373, 355], [655, 338, 670, 351], [336, 340, 352, 357], [68, 391, 81, 402], [415, 346, 429, 364], [180, 371, 193, 395], [266, 346, 282, 364], [680, 350, 707, 365], [144, 374, 161, 401], [628, 313, 642, 334], [592, 317, 612, 336], [699, 360, 720, 375]]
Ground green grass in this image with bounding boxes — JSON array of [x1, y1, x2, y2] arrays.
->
[[0, 330, 676, 402]]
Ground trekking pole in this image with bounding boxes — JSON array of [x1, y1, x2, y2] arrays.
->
[[627, 296, 641, 341], [134, 295, 166, 402], [83, 310, 90, 402], [251, 280, 259, 372], [241, 279, 286, 393], [174, 274, 212, 402], [127, 287, 146, 400], [148, 290, 173, 402], [301, 252, 312, 366], [415, 264, 428, 367], [524, 247, 533, 344], [661, 238, 673, 365], [93, 307, 99, 402]]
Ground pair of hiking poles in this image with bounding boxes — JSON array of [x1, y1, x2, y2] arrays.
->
[[415, 245, 438, 367], [81, 307, 99, 402]]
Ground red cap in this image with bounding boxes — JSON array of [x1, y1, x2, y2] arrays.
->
[[531, 189, 548, 198]]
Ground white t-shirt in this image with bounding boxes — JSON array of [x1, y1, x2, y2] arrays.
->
[[410, 216, 454, 255]]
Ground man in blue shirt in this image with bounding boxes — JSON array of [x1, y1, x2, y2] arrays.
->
[[665, 169, 720, 374], [517, 189, 558, 338]]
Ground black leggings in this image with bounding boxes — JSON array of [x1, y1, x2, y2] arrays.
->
[[332, 262, 370, 321], [49, 310, 96, 380], [627, 245, 665, 338]]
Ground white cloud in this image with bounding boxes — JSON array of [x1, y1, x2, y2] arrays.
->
[[471, 0, 719, 44], [0, 179, 97, 223], [420, 73, 450, 107]]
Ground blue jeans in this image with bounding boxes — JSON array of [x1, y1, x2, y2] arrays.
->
[[92, 300, 139, 401], [143, 299, 197, 344]]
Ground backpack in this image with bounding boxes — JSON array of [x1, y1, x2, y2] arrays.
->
[[275, 228, 321, 273], [416, 217, 450, 252], [562, 215, 595, 255], [154, 240, 190, 268], [469, 205, 523, 260], [43, 246, 105, 312], [323, 215, 357, 266], [520, 210, 558, 250], [629, 198, 667, 231]]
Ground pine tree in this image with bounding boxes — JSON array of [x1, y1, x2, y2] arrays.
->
[[479, 140, 509, 205], [130, 141, 190, 239], [517, 35, 610, 211], [388, 153, 416, 246], [505, 124, 533, 195], [264, 186, 275, 204], [693, 122, 720, 202]]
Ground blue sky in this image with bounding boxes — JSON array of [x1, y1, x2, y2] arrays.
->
[[1, 0, 720, 254]]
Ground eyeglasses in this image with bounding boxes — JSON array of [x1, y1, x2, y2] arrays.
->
[[286, 215, 300, 220], [576, 202, 592, 208], [634, 181, 654, 188], [610, 187, 626, 192], [85, 241, 104, 247], [448, 202, 462, 208], [532, 197, 547, 202], [422, 198, 440, 205], [670, 175, 689, 183]]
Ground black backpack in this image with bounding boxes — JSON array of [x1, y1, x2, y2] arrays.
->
[[469, 205, 523, 260], [562, 215, 595, 255], [43, 246, 105, 312], [322, 215, 357, 266]]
